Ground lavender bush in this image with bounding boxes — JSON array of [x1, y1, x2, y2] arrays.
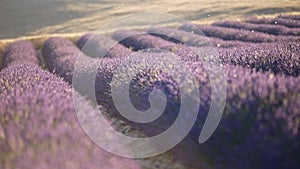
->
[[42, 37, 80, 82], [1, 40, 39, 68]]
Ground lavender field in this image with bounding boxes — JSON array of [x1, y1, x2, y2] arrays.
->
[[0, 13, 300, 169]]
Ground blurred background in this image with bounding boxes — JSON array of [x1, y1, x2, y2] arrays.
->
[[0, 0, 299, 39]]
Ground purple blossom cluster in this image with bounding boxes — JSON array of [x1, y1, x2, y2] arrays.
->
[[246, 17, 300, 28], [0, 65, 141, 169], [1, 40, 39, 68], [212, 21, 300, 36], [77, 33, 132, 58], [42, 37, 80, 83]]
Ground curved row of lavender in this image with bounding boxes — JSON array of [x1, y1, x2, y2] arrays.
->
[[246, 17, 300, 28], [179, 23, 300, 43], [212, 21, 300, 36], [147, 27, 248, 48], [77, 33, 132, 58], [111, 29, 300, 77], [41, 37, 79, 83], [1, 40, 39, 68], [0, 42, 141, 169]]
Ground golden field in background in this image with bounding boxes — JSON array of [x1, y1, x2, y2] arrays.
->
[[0, 0, 299, 39]]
